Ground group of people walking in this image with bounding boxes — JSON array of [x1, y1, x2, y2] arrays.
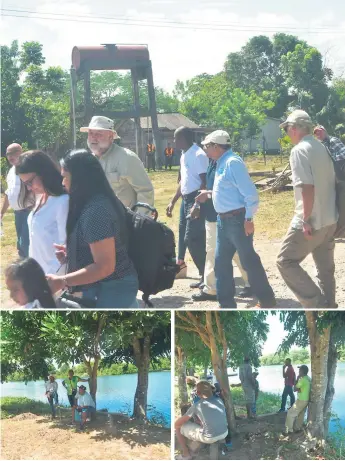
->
[[2, 109, 344, 309], [166, 110, 344, 309]]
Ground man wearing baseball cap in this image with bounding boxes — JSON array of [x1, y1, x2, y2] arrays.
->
[[81, 116, 154, 212], [74, 384, 95, 430], [197, 130, 275, 309], [277, 110, 338, 309], [284, 365, 311, 435], [314, 125, 345, 167]]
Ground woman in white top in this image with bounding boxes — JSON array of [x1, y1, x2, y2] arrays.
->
[[16, 151, 69, 275]]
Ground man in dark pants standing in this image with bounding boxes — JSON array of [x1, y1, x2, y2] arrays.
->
[[197, 130, 276, 308], [279, 358, 296, 412], [166, 126, 208, 287]]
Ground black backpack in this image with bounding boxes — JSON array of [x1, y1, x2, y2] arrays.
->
[[125, 203, 179, 306]]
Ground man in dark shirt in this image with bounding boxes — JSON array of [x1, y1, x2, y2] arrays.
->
[[279, 358, 296, 412], [314, 125, 345, 166]]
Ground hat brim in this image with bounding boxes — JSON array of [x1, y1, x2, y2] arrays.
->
[[80, 127, 121, 139], [279, 121, 288, 129]]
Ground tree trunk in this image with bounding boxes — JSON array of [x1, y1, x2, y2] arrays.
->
[[206, 312, 237, 433], [176, 346, 188, 409], [132, 335, 151, 421], [323, 328, 338, 437], [305, 312, 331, 441]]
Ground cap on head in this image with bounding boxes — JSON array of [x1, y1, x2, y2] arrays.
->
[[279, 110, 312, 129], [80, 116, 120, 139], [313, 125, 326, 133], [78, 385, 87, 391], [298, 365, 309, 374], [201, 130, 231, 145]]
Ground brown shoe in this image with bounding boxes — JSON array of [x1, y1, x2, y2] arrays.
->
[[175, 263, 187, 279]]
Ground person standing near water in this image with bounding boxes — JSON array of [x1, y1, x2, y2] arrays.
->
[[279, 358, 296, 413], [45, 375, 59, 420], [62, 370, 89, 424]]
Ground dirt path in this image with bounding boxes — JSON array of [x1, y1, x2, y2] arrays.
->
[[2, 238, 344, 310], [148, 237, 345, 309], [1, 413, 171, 460]]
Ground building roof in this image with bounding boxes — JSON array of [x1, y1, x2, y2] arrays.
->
[[139, 113, 200, 130]]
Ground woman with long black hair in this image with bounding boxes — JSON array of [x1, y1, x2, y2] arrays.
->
[[46, 149, 138, 308], [16, 150, 69, 275]]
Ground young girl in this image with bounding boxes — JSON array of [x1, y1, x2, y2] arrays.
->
[[5, 258, 56, 309]]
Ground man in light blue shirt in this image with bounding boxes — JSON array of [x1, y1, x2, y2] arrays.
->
[[197, 130, 276, 309]]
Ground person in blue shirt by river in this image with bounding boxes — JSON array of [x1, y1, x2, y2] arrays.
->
[[196, 130, 276, 309]]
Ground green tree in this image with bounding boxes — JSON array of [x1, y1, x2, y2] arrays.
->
[[176, 311, 269, 432], [278, 311, 345, 441]]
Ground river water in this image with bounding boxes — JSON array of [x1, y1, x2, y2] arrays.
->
[[227, 362, 345, 433], [1, 370, 171, 427]]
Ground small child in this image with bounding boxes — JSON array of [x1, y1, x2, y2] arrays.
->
[[5, 258, 56, 309]]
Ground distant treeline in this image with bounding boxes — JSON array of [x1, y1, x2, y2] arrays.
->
[[260, 348, 345, 366], [7, 357, 171, 382]]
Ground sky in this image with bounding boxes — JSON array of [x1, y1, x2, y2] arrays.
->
[[2, 0, 345, 92], [262, 313, 288, 355]]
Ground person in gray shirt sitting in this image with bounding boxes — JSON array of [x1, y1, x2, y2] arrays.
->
[[175, 381, 228, 460]]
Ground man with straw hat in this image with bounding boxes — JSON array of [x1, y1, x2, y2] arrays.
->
[[81, 116, 154, 213]]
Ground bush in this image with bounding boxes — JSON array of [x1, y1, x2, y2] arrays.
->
[[0, 397, 52, 419]]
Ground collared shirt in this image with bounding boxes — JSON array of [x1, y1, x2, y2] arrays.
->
[[45, 381, 58, 393], [76, 391, 95, 408], [180, 143, 209, 195], [284, 365, 296, 387], [5, 166, 22, 210], [296, 375, 311, 402], [290, 135, 337, 230], [97, 144, 154, 212], [212, 150, 259, 219], [322, 136, 345, 162]]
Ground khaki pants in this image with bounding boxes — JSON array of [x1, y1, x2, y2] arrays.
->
[[285, 400, 309, 433], [203, 221, 249, 295], [277, 224, 336, 309]]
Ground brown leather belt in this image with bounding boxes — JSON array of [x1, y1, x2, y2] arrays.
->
[[218, 207, 245, 218]]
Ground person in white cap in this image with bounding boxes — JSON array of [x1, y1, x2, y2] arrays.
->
[[81, 116, 154, 212], [277, 110, 338, 309], [197, 130, 275, 309]]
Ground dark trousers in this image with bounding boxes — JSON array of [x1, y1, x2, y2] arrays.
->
[[280, 385, 295, 410], [14, 209, 30, 258], [147, 155, 156, 171], [215, 212, 275, 308], [165, 157, 173, 170], [181, 191, 206, 276], [178, 200, 187, 261]]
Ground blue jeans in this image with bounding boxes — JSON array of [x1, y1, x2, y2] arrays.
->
[[280, 385, 295, 411], [14, 209, 30, 258], [178, 200, 187, 261], [47, 391, 58, 417], [81, 274, 139, 308], [215, 213, 275, 308]]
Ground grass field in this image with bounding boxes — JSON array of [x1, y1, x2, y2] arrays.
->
[[1, 155, 294, 303]]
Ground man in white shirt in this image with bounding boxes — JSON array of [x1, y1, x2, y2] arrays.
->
[[277, 110, 338, 309], [80, 116, 154, 214], [74, 385, 95, 429], [1, 143, 31, 257], [166, 127, 208, 286], [45, 375, 59, 419]]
